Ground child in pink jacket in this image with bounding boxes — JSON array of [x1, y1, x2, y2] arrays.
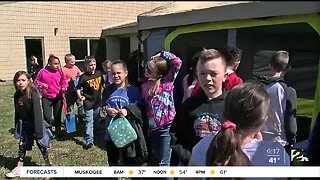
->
[[35, 55, 68, 139]]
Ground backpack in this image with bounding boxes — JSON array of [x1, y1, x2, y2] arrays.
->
[[276, 80, 298, 145], [254, 76, 297, 145]]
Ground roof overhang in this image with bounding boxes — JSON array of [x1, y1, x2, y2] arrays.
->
[[137, 1, 320, 30], [102, 20, 138, 36]]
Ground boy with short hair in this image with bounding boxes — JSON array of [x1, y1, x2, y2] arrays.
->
[[76, 56, 104, 149], [190, 46, 243, 96], [62, 54, 83, 117], [223, 46, 243, 91], [257, 50, 297, 146], [170, 48, 227, 166]]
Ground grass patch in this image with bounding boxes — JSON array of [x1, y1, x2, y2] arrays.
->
[[0, 85, 108, 179], [1, 84, 312, 179]]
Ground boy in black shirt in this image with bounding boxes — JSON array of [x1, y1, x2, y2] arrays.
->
[[76, 56, 104, 149], [171, 48, 227, 165]]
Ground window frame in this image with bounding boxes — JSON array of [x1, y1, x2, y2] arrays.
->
[[69, 37, 100, 62]]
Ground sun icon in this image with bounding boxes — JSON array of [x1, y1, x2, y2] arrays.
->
[[170, 170, 175, 175], [129, 170, 133, 175]]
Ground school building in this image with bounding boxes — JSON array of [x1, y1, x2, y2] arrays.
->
[[0, 1, 169, 81], [102, 1, 320, 141]]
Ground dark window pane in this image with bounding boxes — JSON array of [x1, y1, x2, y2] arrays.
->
[[70, 39, 87, 60], [120, 37, 130, 63], [75, 61, 86, 72], [90, 39, 99, 57], [92, 38, 106, 71]]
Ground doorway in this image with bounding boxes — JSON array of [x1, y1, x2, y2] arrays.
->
[[25, 37, 45, 71], [120, 37, 130, 63]]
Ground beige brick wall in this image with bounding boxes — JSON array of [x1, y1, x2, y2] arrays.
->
[[0, 1, 169, 80]]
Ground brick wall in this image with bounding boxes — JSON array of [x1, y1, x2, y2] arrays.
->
[[0, 1, 169, 80]]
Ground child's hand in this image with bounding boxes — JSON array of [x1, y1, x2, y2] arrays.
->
[[42, 84, 48, 89], [106, 107, 118, 117], [79, 96, 85, 101], [61, 87, 67, 92], [117, 108, 127, 117], [150, 53, 160, 61], [254, 131, 263, 140]]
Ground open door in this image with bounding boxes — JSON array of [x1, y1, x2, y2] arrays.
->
[[25, 37, 45, 72]]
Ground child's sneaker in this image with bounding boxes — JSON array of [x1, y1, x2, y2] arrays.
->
[[44, 159, 52, 166], [84, 143, 93, 150], [6, 166, 21, 178]]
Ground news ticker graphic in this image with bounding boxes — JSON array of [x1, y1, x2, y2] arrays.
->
[[20, 166, 320, 178]]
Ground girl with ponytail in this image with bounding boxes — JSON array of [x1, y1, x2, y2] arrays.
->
[[189, 82, 290, 167], [102, 60, 143, 165], [141, 51, 182, 167], [34, 54, 68, 139]]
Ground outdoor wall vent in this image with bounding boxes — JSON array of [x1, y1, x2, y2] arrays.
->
[[54, 28, 58, 36]]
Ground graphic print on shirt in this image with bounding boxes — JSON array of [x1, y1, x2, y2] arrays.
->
[[149, 91, 175, 129], [87, 76, 101, 91], [193, 112, 222, 138], [106, 96, 129, 109]]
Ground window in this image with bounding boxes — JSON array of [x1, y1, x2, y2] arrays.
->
[[70, 38, 106, 71], [70, 39, 88, 61]]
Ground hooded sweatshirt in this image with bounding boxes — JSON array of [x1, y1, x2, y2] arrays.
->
[[223, 69, 243, 91], [171, 89, 227, 152], [255, 75, 287, 146], [35, 67, 68, 99]]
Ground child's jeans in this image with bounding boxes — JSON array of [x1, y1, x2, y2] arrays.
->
[[149, 124, 172, 166], [84, 107, 100, 145]]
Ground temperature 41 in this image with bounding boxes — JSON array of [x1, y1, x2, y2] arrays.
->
[[268, 157, 280, 163]]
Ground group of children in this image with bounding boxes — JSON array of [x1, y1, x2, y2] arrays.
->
[[7, 46, 315, 178]]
